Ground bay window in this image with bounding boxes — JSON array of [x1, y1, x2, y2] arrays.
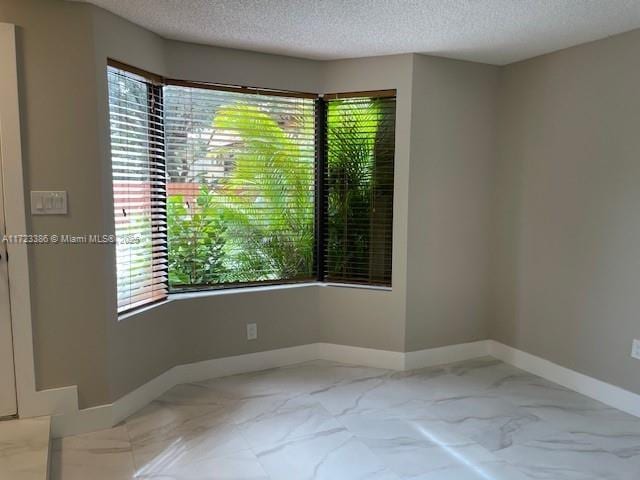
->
[[107, 61, 396, 313]]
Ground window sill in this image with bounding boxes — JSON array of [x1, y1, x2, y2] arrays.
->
[[170, 282, 319, 301], [319, 282, 392, 292], [118, 298, 172, 322], [118, 281, 392, 321]]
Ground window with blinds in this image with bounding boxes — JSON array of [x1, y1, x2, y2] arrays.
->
[[323, 95, 396, 286], [163, 84, 316, 291], [107, 67, 168, 313], [107, 61, 397, 313]]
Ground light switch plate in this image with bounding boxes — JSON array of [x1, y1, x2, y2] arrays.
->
[[31, 191, 67, 215]]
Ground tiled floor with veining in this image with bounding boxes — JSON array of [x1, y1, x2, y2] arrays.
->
[[50, 357, 640, 479], [0, 416, 50, 480]]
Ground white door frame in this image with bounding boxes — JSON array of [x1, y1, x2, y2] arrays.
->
[[0, 22, 35, 418], [0, 23, 78, 419], [0, 119, 17, 417]]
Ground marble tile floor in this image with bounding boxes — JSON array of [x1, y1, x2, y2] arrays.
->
[[50, 357, 640, 480], [0, 416, 50, 480]]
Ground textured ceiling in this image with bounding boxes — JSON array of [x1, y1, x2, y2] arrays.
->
[[73, 0, 640, 65]]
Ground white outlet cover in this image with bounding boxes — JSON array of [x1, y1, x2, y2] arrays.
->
[[632, 339, 640, 360], [247, 323, 257, 341]]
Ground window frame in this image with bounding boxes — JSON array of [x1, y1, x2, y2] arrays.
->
[[106, 59, 396, 316], [321, 92, 396, 287], [162, 83, 318, 293]]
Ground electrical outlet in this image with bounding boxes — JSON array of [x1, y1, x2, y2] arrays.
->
[[632, 339, 640, 360], [247, 323, 257, 341]]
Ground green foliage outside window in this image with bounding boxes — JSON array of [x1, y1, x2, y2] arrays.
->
[[166, 98, 315, 290], [325, 98, 395, 284], [212, 105, 315, 282], [167, 186, 227, 286], [166, 94, 393, 290]]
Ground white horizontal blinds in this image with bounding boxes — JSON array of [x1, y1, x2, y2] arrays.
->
[[324, 95, 396, 286], [107, 67, 168, 312], [163, 85, 316, 291]]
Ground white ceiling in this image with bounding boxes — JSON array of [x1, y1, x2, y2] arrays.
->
[[74, 0, 640, 65]]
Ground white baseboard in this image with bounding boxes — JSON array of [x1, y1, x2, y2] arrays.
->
[[47, 339, 640, 437], [488, 340, 640, 419], [112, 343, 321, 428], [52, 343, 321, 437], [405, 340, 490, 370], [19, 385, 79, 419], [317, 342, 405, 370], [51, 404, 114, 438], [49, 340, 482, 437]]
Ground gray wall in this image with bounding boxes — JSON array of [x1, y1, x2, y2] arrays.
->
[[11, 0, 639, 410], [491, 29, 640, 395], [0, 0, 327, 406], [164, 41, 324, 93], [2, 0, 425, 407], [92, 6, 326, 403], [405, 55, 499, 351], [318, 55, 414, 352], [0, 0, 111, 407]]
